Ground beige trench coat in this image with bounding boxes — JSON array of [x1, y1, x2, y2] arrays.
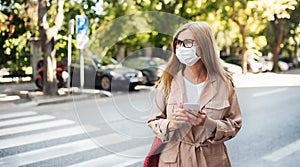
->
[[147, 71, 242, 167]]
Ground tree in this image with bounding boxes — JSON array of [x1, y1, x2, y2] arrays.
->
[[257, 0, 298, 72], [38, 0, 64, 95], [222, 0, 260, 74], [0, 0, 32, 73], [283, 2, 300, 58]]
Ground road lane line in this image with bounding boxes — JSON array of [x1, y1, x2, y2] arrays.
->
[[91, 133, 131, 146], [0, 111, 37, 120], [0, 119, 75, 136], [253, 88, 288, 97], [0, 125, 96, 149], [0, 115, 55, 127], [0, 139, 98, 166], [0, 133, 131, 166], [68, 144, 151, 167], [262, 139, 300, 162]]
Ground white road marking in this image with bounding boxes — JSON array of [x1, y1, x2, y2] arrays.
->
[[0, 119, 75, 136], [0, 133, 132, 166], [0, 111, 37, 120], [262, 139, 300, 162], [0, 126, 95, 149], [0, 115, 55, 127], [68, 144, 150, 167], [252, 88, 288, 97], [0, 139, 98, 166], [91, 133, 131, 146]]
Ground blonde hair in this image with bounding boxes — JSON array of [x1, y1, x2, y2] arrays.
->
[[159, 21, 234, 99]]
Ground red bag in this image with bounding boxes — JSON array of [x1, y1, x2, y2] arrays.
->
[[143, 136, 165, 167]]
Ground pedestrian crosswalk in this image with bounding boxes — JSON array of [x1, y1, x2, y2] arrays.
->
[[0, 111, 152, 166], [70, 144, 150, 167]]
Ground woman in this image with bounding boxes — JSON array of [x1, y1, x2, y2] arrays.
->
[[146, 22, 242, 167]]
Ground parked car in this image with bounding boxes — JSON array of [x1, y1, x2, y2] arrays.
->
[[260, 56, 273, 72], [70, 56, 144, 91], [279, 55, 298, 69], [219, 58, 242, 75], [122, 57, 167, 85], [261, 56, 289, 72], [223, 56, 263, 73]]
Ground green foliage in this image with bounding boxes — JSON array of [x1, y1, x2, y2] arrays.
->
[[0, 0, 299, 73], [0, 0, 30, 71]]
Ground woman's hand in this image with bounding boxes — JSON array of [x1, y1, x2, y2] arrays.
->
[[168, 102, 196, 131], [192, 110, 207, 126]]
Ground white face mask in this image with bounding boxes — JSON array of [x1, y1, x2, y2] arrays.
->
[[175, 46, 200, 66]]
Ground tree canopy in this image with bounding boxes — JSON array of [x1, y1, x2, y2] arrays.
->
[[0, 0, 299, 74]]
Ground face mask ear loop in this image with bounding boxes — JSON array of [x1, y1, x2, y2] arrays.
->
[[192, 46, 200, 59]]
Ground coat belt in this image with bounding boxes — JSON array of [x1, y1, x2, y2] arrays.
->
[[180, 140, 208, 167]]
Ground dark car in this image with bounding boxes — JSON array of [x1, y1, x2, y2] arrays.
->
[[70, 56, 144, 91], [279, 55, 298, 69], [122, 57, 167, 85]]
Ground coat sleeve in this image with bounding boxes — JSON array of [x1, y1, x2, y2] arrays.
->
[[147, 83, 170, 142], [204, 90, 242, 144]]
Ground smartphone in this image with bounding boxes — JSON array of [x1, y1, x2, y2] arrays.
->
[[183, 103, 200, 116]]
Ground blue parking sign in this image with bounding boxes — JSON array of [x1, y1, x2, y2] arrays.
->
[[76, 15, 89, 49], [76, 15, 88, 35]]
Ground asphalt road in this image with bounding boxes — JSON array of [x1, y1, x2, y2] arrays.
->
[[0, 71, 300, 166]]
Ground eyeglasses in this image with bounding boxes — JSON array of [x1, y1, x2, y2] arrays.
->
[[175, 38, 195, 48]]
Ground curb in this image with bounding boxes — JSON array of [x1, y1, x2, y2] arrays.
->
[[29, 89, 113, 106], [32, 94, 90, 106]]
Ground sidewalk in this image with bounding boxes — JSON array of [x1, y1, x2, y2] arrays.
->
[[0, 82, 112, 109], [233, 69, 300, 88]]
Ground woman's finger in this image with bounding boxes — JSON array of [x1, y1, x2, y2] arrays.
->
[[173, 112, 190, 121], [178, 102, 183, 108]]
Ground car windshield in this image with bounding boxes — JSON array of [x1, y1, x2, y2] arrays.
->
[[101, 57, 118, 65], [150, 58, 167, 66], [93, 56, 118, 66]]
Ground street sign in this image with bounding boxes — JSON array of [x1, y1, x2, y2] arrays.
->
[[75, 15, 89, 90], [76, 15, 89, 49]]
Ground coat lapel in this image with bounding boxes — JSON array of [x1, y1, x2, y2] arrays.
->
[[171, 71, 186, 103], [198, 74, 217, 110]]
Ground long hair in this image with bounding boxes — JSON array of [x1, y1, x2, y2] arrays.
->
[[159, 21, 233, 99]]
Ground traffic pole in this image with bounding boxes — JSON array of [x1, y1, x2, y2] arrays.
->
[[68, 19, 74, 94]]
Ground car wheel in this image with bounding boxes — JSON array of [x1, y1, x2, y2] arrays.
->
[[143, 75, 150, 85], [142, 71, 151, 85], [100, 76, 111, 91], [129, 84, 136, 91], [35, 78, 43, 90]]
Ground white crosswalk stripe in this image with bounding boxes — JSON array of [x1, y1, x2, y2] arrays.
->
[[0, 111, 37, 120], [0, 119, 75, 136], [0, 126, 96, 149], [0, 114, 55, 127], [0, 111, 149, 167], [0, 139, 99, 166], [69, 144, 150, 167]]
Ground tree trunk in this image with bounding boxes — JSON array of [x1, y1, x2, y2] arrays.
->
[[271, 18, 284, 73], [229, 0, 248, 74], [38, 0, 65, 96], [240, 25, 247, 74]]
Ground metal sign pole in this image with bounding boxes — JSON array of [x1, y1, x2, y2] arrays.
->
[[67, 19, 74, 94], [80, 49, 84, 92]]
